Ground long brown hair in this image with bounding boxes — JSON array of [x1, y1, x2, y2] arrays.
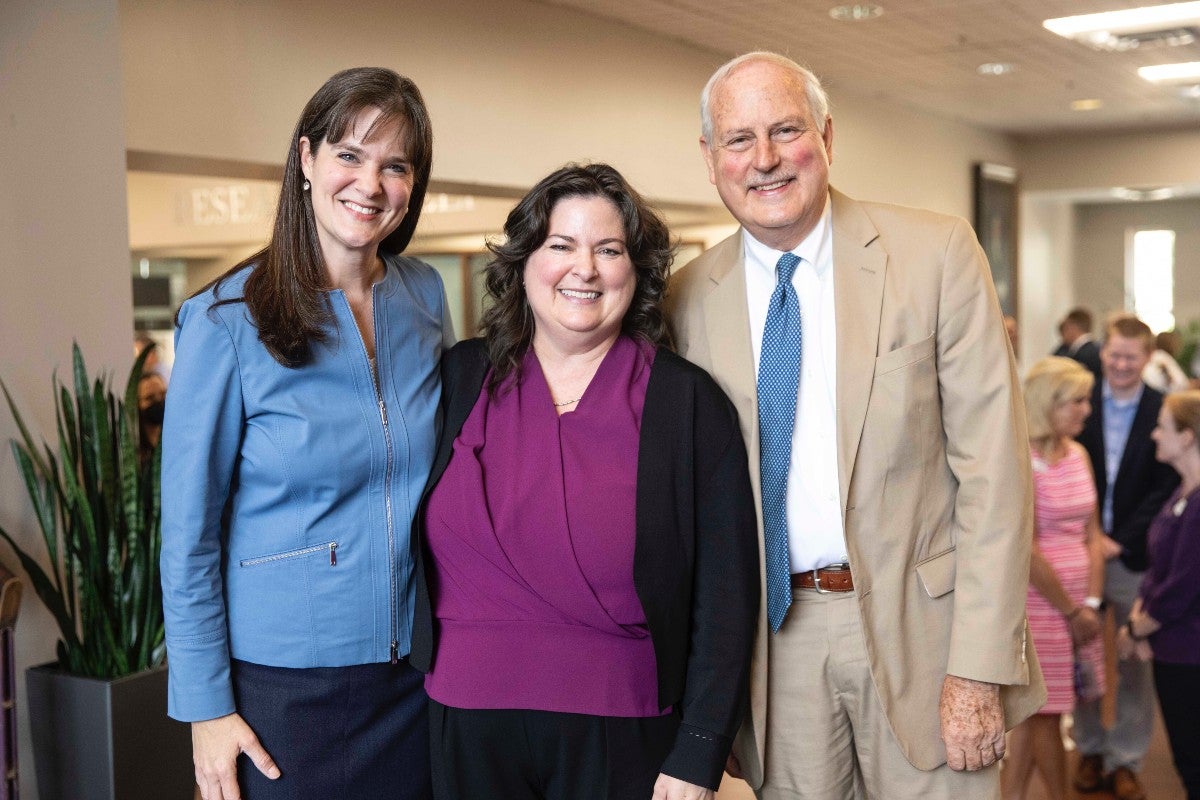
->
[[188, 67, 433, 367], [480, 163, 675, 391]]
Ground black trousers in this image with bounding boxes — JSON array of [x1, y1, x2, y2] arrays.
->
[[429, 700, 680, 800], [233, 658, 431, 800], [1154, 659, 1200, 800]]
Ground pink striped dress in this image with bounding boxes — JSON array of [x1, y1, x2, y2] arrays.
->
[[1027, 446, 1106, 714]]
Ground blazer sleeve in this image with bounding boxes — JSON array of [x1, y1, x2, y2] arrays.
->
[[1112, 442, 1179, 570], [933, 218, 1035, 683], [658, 371, 760, 789], [160, 299, 245, 722], [1141, 499, 1200, 626]]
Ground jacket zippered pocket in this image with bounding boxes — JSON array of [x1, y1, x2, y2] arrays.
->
[[239, 541, 338, 567]]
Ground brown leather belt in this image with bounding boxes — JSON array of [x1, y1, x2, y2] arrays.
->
[[791, 564, 854, 593]]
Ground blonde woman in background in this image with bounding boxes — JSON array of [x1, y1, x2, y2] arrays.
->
[[1002, 357, 1106, 800]]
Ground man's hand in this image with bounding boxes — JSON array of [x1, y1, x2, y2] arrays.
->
[[192, 713, 280, 800], [939, 675, 1004, 771], [1096, 533, 1123, 561]]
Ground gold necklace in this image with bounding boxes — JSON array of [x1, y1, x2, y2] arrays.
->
[[553, 396, 582, 407]]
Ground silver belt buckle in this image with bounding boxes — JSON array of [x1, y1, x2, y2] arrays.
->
[[813, 562, 851, 594], [811, 568, 831, 594]]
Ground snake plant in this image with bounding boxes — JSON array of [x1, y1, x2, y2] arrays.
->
[[0, 343, 164, 678]]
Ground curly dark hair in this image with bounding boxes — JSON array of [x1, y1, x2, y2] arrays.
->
[[480, 163, 675, 390]]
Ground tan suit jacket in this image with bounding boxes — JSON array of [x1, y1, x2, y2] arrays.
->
[[667, 189, 1046, 788]]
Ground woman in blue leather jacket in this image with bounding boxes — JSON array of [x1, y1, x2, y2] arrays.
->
[[160, 67, 453, 800]]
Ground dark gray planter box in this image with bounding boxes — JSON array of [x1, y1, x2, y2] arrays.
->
[[27, 662, 192, 800]]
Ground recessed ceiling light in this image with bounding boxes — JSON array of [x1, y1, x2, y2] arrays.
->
[[977, 62, 1016, 76], [1111, 186, 1177, 201], [1139, 61, 1200, 83], [1045, 2, 1200, 50], [829, 4, 883, 21], [1071, 98, 1104, 111], [1045, 2, 1200, 37]]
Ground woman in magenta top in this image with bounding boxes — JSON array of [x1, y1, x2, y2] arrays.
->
[[1120, 390, 1200, 799], [410, 164, 759, 800], [1002, 357, 1105, 800]]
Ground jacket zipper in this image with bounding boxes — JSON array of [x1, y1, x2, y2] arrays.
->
[[349, 287, 400, 665], [238, 541, 337, 567], [377, 393, 399, 664]]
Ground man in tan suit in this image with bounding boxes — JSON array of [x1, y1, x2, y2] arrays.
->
[[667, 52, 1045, 799]]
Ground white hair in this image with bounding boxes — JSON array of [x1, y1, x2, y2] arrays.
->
[[700, 51, 830, 144]]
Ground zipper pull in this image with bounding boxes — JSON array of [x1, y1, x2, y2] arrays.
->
[[379, 399, 388, 426], [328, 542, 337, 566], [390, 640, 399, 665]]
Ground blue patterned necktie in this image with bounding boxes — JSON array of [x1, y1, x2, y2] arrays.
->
[[758, 252, 802, 633]]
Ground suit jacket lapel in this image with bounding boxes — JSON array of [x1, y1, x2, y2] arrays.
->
[[1116, 387, 1158, 486], [702, 231, 759, 452], [831, 189, 887, 513]]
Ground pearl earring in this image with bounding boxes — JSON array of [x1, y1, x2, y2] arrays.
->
[[303, 180, 311, 191]]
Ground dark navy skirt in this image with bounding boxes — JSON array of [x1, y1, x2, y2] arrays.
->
[[233, 658, 431, 800]]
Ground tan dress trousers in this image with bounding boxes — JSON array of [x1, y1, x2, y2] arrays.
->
[[757, 587, 1000, 800]]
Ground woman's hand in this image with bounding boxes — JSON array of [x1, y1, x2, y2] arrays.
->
[[1116, 625, 1154, 662], [652, 773, 714, 800], [1116, 624, 1138, 660], [1128, 597, 1162, 638], [1067, 605, 1101, 646], [192, 713, 280, 800]]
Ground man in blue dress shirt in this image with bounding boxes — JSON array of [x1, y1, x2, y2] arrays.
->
[[1074, 314, 1180, 800]]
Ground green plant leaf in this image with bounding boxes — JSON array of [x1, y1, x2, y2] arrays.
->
[[1, 381, 54, 486], [3, 345, 165, 678], [0, 525, 80, 652]]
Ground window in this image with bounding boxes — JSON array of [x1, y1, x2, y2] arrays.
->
[[1126, 229, 1175, 334]]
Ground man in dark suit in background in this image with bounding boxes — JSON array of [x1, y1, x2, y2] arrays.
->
[[1073, 314, 1179, 800], [1053, 307, 1102, 382]]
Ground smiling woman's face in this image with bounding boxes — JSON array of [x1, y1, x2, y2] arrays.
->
[[299, 106, 413, 268], [523, 194, 635, 355]]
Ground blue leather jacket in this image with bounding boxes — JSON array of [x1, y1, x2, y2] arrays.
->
[[161, 255, 453, 722]]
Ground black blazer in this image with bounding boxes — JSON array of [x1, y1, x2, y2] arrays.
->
[[1053, 339, 1103, 384], [1077, 381, 1179, 571], [410, 339, 760, 790]]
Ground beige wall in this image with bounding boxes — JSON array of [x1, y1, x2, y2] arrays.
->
[[1018, 196, 1077, 374], [1074, 198, 1200, 332], [832, 94, 1018, 219], [118, 0, 1016, 222], [0, 2, 134, 798], [1019, 128, 1200, 193]]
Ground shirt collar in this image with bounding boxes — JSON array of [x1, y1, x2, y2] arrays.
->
[[1102, 379, 1144, 409], [743, 193, 832, 278]]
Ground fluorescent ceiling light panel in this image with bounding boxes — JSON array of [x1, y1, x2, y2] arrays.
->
[[1139, 61, 1200, 82], [1045, 2, 1200, 37]]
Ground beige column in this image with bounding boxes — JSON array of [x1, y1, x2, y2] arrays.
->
[[0, 1, 133, 797]]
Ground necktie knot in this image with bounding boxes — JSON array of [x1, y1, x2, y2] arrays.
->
[[775, 252, 801, 286]]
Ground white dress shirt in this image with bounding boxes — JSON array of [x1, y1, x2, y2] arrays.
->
[[744, 197, 848, 572]]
